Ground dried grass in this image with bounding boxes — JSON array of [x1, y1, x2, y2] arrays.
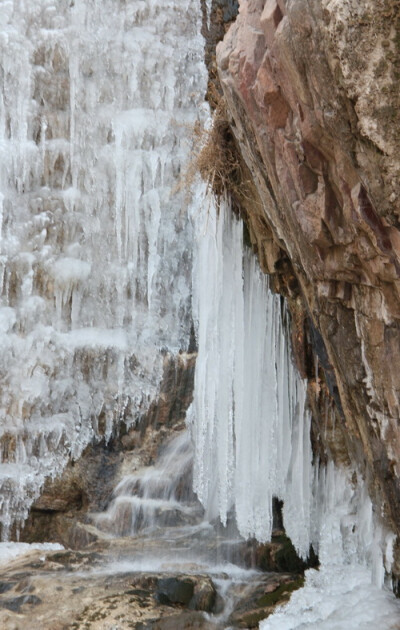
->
[[195, 104, 241, 200], [181, 89, 247, 206]]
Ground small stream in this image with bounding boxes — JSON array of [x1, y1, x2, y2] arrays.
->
[[87, 429, 284, 629]]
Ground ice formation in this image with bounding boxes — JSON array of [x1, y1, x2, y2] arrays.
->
[[189, 198, 400, 625], [1, 0, 400, 623], [0, 0, 205, 538], [189, 199, 313, 558], [262, 462, 400, 629], [0, 541, 63, 566], [189, 199, 398, 585]]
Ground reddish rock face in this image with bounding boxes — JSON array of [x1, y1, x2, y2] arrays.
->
[[217, 0, 400, 537]]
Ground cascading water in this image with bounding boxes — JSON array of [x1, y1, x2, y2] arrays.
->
[[93, 430, 203, 539], [0, 0, 205, 539]]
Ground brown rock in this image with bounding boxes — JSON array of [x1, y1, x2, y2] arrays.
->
[[216, 0, 400, 574], [260, 0, 284, 48], [0, 550, 219, 630]]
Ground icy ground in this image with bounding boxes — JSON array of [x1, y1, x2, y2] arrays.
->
[[0, 541, 63, 566]]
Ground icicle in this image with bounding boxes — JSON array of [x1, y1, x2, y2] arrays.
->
[[190, 200, 313, 556], [190, 197, 396, 596]]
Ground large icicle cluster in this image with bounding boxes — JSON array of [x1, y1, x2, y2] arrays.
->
[[189, 200, 313, 558], [0, 0, 205, 538], [189, 197, 397, 591]]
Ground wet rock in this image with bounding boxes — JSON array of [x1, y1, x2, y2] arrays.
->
[[189, 576, 217, 612], [152, 611, 216, 629], [155, 575, 216, 612], [142, 353, 196, 432], [239, 529, 318, 574], [254, 533, 318, 574], [228, 574, 304, 628], [156, 577, 195, 606], [67, 521, 112, 548], [0, 548, 223, 630], [1, 595, 42, 613], [0, 583, 15, 594]]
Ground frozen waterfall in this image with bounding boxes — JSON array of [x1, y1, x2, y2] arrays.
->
[[0, 0, 205, 539], [189, 199, 313, 557], [1, 1, 400, 628], [189, 198, 400, 627]]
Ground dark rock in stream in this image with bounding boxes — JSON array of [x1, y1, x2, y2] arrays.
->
[[156, 575, 216, 612], [157, 577, 195, 606], [1, 594, 42, 613]]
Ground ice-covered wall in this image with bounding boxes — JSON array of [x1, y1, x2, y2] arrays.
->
[[0, 0, 205, 539]]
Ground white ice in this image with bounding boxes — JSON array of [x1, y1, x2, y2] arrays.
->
[[189, 198, 400, 627], [262, 464, 400, 629], [0, 541, 63, 566], [189, 198, 313, 557]]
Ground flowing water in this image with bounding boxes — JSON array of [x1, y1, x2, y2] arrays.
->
[[89, 428, 267, 628], [0, 0, 400, 628], [94, 430, 203, 539]]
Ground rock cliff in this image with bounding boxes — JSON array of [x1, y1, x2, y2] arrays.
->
[[214, 0, 400, 570]]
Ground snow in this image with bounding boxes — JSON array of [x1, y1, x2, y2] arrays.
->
[[262, 563, 400, 629], [262, 465, 400, 629]]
